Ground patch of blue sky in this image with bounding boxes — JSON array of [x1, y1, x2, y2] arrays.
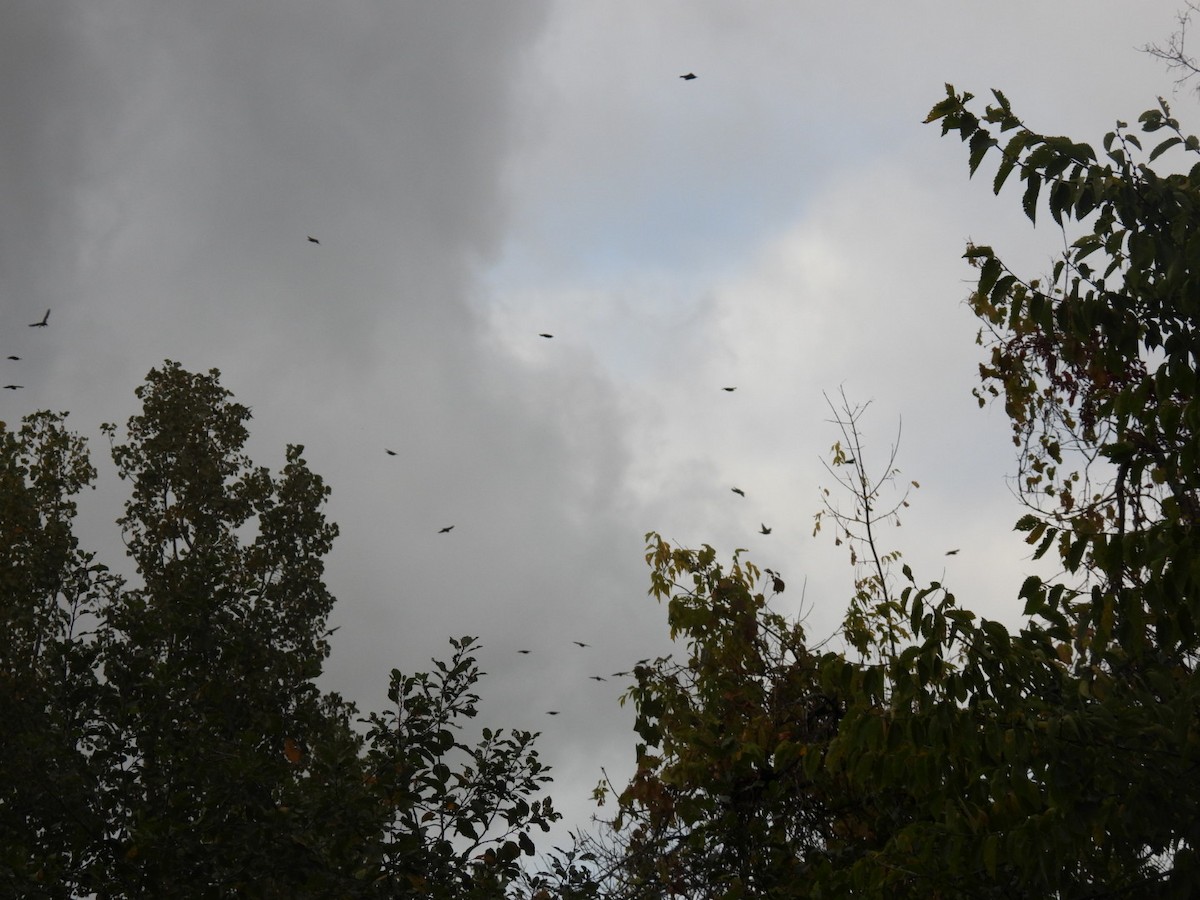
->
[[489, 136, 866, 297]]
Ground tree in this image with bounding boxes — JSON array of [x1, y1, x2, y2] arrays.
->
[[572, 533, 918, 900], [362, 636, 558, 899], [0, 361, 559, 898], [0, 411, 115, 898], [549, 399, 924, 900], [91, 361, 379, 895], [908, 83, 1200, 896]]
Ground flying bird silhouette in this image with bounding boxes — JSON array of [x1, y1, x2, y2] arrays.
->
[[28, 309, 49, 327], [945, 549, 960, 556], [517, 650, 532, 655], [438, 525, 455, 534], [545, 711, 560, 716], [572, 641, 591, 648], [588, 675, 607, 682], [680, 72, 697, 80], [307, 236, 319, 244], [731, 487, 745, 497], [722, 387, 736, 392], [6, 356, 19, 361], [3, 385, 23, 390], [759, 524, 772, 535], [538, 333, 553, 339], [385, 449, 397, 456]]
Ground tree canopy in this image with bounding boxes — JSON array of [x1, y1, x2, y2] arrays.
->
[[552, 88, 1200, 899], [0, 362, 557, 898]]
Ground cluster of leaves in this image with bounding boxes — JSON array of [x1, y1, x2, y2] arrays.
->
[[0, 411, 115, 897], [568, 89, 1200, 898], [920, 83, 1200, 894], [565, 535, 921, 900], [927, 83, 1200, 659], [363, 636, 557, 898], [0, 362, 558, 898]]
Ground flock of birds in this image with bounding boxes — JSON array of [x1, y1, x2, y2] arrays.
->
[[515, 641, 643, 715], [314, 72, 774, 716], [304, 229, 651, 710], [323, 72, 780, 550], [8, 71, 777, 721], [3, 308, 51, 390], [347, 71, 777, 714]]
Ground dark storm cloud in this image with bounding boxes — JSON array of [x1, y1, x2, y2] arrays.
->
[[0, 6, 120, 324], [0, 1, 662, 843], [1, 1, 549, 392]]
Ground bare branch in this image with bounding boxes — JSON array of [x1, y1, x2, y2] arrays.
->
[[1143, 2, 1200, 93]]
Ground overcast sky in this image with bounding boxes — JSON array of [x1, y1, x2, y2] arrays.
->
[[2, 1, 1189, 846]]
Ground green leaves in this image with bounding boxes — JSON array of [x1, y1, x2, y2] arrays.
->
[[929, 86, 1200, 897], [0, 413, 113, 899], [1021, 170, 1042, 223], [1150, 135, 1183, 161], [598, 535, 856, 897], [968, 128, 996, 177], [363, 636, 559, 895]]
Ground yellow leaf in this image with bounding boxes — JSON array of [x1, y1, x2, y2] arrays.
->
[[283, 737, 303, 764]]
